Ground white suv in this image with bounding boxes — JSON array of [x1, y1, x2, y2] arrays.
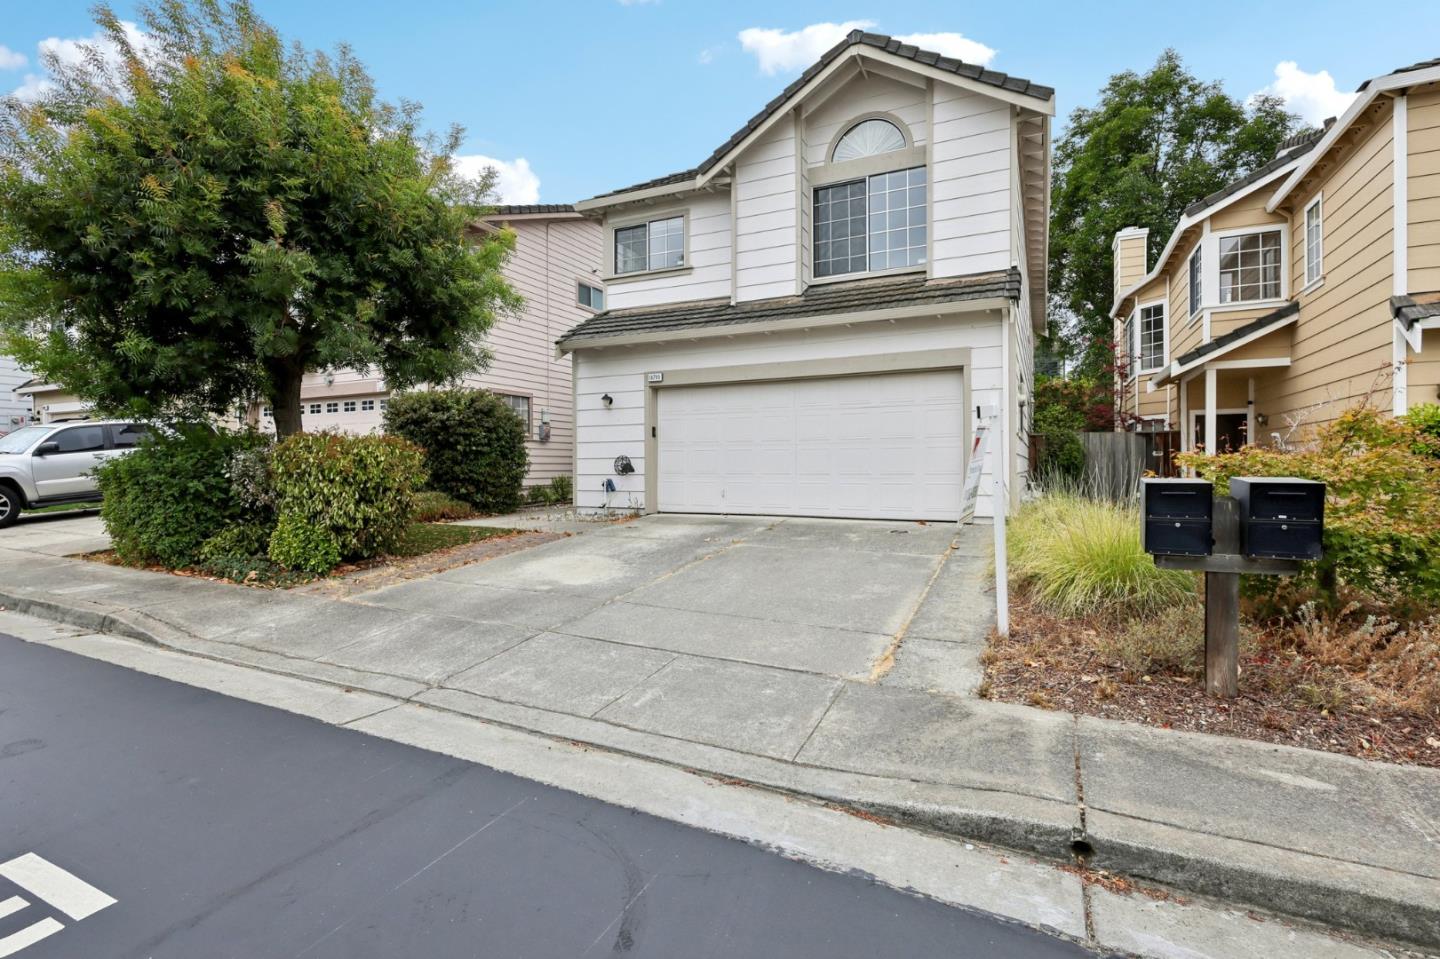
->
[[0, 420, 150, 528]]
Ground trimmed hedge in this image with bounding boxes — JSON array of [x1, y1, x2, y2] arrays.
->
[[96, 426, 270, 568], [384, 389, 528, 513], [267, 432, 427, 573]]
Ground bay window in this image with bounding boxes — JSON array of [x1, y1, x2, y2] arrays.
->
[[814, 167, 927, 278]]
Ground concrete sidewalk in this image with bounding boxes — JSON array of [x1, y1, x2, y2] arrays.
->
[[1, 511, 1437, 951]]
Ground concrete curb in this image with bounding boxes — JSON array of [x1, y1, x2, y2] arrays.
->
[[3, 583, 1437, 952]]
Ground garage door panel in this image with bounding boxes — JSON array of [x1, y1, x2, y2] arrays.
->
[[657, 370, 964, 521]]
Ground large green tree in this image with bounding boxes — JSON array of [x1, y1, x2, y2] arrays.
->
[[0, 0, 518, 436], [1048, 50, 1304, 373]]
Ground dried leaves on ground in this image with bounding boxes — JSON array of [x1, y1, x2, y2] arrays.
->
[[983, 597, 1440, 767]]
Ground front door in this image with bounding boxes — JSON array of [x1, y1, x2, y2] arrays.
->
[[1190, 413, 1248, 454], [31, 424, 110, 499]]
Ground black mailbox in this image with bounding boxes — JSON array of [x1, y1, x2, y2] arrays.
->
[[1229, 477, 1325, 560], [1141, 478, 1213, 556]]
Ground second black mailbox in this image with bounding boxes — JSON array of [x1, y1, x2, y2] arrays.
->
[[1141, 478, 1213, 556], [1229, 477, 1325, 560]]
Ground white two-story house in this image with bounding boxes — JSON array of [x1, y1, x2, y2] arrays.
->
[[559, 31, 1052, 521]]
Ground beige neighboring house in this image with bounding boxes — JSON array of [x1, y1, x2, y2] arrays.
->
[[18, 205, 600, 488], [1111, 57, 1440, 456], [558, 31, 1051, 521]]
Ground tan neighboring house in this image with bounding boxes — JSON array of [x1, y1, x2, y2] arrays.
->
[[557, 31, 1052, 521], [18, 204, 600, 488], [1111, 57, 1440, 457]]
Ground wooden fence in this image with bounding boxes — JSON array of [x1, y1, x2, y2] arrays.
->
[[1078, 432, 1146, 501]]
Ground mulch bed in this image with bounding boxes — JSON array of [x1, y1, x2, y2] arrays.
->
[[983, 602, 1440, 768]]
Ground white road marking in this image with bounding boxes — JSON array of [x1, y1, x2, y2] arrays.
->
[[0, 853, 116, 920], [0, 897, 26, 920], [0, 918, 64, 958]]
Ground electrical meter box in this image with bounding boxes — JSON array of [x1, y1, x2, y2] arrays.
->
[[1228, 477, 1325, 561], [1141, 478, 1214, 556]]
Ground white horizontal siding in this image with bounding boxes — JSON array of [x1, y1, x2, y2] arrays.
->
[[735, 114, 799, 302], [804, 72, 929, 165], [573, 311, 1007, 518], [605, 194, 732, 310], [930, 86, 1013, 278], [0, 355, 32, 431]]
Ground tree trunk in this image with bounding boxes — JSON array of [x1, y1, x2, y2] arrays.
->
[[269, 360, 305, 440]]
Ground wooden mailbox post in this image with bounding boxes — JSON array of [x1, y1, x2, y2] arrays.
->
[[1143, 478, 1321, 699]]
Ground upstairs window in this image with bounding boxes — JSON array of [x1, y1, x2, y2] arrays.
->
[[1188, 247, 1202, 318], [1122, 312, 1137, 380], [1304, 197, 1323, 286], [832, 118, 906, 161], [1139, 303, 1165, 373], [614, 216, 684, 275], [578, 282, 605, 311], [814, 167, 927, 278], [1219, 230, 1282, 303]]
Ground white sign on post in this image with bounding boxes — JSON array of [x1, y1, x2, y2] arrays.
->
[[961, 405, 1008, 636]]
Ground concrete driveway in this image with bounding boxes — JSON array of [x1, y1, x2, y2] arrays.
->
[[328, 514, 995, 761]]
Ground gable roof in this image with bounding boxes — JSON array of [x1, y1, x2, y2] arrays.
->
[[583, 30, 1053, 205], [557, 268, 1020, 349], [484, 204, 576, 216], [1182, 126, 1327, 217]]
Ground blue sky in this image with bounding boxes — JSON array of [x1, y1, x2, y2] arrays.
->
[[4, 1, 1438, 204]]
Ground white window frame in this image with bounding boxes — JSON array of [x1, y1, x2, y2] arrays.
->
[[1188, 247, 1203, 321], [1214, 226, 1286, 306], [1303, 195, 1324, 290], [607, 211, 688, 279], [308, 403, 322, 415], [325, 401, 339, 414], [361, 399, 375, 412], [577, 280, 605, 312], [1137, 299, 1167, 374], [812, 165, 928, 281], [342, 400, 357, 413], [1122, 311, 1137, 381]]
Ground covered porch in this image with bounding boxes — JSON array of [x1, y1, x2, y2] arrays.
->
[[1149, 303, 1298, 455]]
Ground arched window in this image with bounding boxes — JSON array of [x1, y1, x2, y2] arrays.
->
[[832, 118, 906, 162]]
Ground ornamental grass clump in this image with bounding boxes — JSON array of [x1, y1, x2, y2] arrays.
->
[[1008, 491, 1196, 619]]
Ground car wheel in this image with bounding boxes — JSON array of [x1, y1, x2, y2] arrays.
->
[[0, 486, 20, 529]]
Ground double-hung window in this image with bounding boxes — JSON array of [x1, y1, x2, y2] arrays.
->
[[1218, 230, 1282, 303], [1138, 303, 1165, 373], [496, 393, 531, 431], [814, 167, 927, 278], [614, 216, 684, 275], [1188, 248, 1202, 318], [1304, 197, 1323, 287]]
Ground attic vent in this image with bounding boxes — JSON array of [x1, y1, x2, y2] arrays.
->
[[833, 118, 906, 162]]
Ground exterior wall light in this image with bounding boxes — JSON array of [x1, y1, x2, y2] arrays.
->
[[601, 394, 613, 407]]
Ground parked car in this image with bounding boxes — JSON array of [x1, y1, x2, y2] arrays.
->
[[0, 420, 150, 528]]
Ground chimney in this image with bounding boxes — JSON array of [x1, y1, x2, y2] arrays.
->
[[1112, 226, 1150, 306]]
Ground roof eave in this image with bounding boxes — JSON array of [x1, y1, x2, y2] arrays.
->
[[1268, 63, 1440, 212], [557, 295, 1014, 356]]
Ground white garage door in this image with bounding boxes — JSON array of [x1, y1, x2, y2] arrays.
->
[[656, 370, 965, 521]]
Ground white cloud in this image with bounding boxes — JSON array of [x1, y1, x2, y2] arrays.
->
[[891, 32, 995, 66], [11, 20, 153, 101], [697, 46, 718, 65], [0, 45, 27, 71], [1252, 61, 1356, 126], [738, 20, 876, 76], [452, 154, 541, 205], [738, 22, 996, 76]]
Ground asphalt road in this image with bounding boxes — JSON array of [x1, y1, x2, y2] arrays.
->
[[0, 634, 1098, 959]]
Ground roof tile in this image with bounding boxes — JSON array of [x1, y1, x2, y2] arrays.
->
[[559, 269, 1021, 346]]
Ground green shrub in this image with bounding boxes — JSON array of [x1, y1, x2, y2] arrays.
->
[[96, 425, 271, 568], [524, 474, 575, 506], [267, 513, 342, 574], [1179, 407, 1440, 609], [267, 431, 426, 573], [199, 522, 275, 563], [412, 490, 478, 522], [1009, 491, 1196, 618], [1032, 403, 1085, 483], [383, 389, 528, 513], [1403, 403, 1440, 457]]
